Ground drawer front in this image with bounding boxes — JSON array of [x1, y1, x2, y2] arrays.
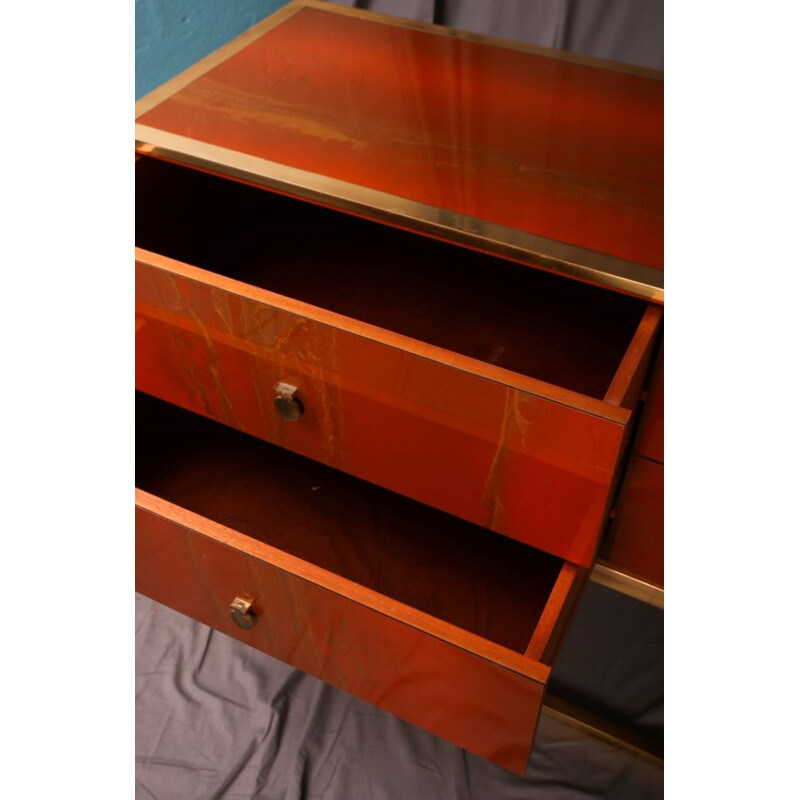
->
[[137, 255, 629, 566], [136, 494, 549, 774]]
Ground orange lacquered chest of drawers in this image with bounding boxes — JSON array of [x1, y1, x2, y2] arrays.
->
[[135, 0, 663, 774]]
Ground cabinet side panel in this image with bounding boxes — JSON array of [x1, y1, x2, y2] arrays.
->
[[606, 457, 663, 586], [637, 346, 664, 464]]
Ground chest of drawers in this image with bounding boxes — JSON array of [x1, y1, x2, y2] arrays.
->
[[135, 0, 663, 774]]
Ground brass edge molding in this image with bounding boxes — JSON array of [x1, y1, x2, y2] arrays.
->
[[590, 562, 664, 609], [542, 694, 664, 765], [135, 1, 304, 118], [135, 125, 664, 302], [298, 0, 663, 81]]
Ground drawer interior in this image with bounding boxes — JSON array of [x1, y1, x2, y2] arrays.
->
[[136, 157, 648, 400], [136, 392, 564, 654]]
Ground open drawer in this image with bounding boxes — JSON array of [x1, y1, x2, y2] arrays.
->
[[136, 156, 662, 566], [135, 392, 585, 774]]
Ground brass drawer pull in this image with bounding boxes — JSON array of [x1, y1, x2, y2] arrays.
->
[[274, 382, 304, 421], [230, 592, 257, 629]]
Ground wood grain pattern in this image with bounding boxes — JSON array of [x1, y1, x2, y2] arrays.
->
[[136, 5, 663, 270]]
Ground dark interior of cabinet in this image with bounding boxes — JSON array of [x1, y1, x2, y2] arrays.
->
[[136, 391, 562, 654], [136, 157, 648, 399]]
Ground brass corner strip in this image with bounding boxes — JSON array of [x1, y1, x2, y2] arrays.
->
[[135, 125, 663, 302], [298, 0, 663, 81], [135, 1, 304, 118], [590, 562, 664, 609]]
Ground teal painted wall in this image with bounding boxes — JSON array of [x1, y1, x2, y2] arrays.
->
[[135, 0, 290, 100]]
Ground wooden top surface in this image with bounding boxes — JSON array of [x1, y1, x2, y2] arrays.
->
[[136, 1, 663, 299]]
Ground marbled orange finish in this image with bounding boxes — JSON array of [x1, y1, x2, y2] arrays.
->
[[137, 5, 663, 271], [136, 493, 551, 774], [136, 252, 635, 567], [134, 4, 664, 771]]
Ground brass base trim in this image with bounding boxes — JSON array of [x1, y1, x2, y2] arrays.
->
[[542, 694, 663, 766]]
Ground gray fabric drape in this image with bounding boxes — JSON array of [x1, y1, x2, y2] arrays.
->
[[137, 593, 663, 798], [326, 0, 664, 69]]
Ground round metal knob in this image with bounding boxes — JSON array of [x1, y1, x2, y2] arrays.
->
[[274, 382, 304, 422], [230, 592, 257, 630]]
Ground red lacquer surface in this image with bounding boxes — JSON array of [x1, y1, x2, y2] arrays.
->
[[137, 6, 663, 269], [607, 457, 664, 587], [638, 348, 664, 464], [136, 256, 629, 567], [136, 498, 548, 774]]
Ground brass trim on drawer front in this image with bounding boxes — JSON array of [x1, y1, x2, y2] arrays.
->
[[542, 694, 664, 765]]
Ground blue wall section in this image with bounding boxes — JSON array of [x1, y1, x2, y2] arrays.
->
[[135, 0, 290, 100]]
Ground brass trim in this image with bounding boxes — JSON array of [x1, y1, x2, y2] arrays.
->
[[298, 0, 663, 81], [135, 126, 664, 301], [134, 1, 304, 118], [542, 694, 663, 765], [590, 561, 664, 609]]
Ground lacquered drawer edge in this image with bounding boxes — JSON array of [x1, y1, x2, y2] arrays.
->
[[135, 488, 565, 772]]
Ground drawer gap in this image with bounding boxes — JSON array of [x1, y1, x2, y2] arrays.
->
[[136, 157, 649, 400], [136, 392, 564, 654]]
